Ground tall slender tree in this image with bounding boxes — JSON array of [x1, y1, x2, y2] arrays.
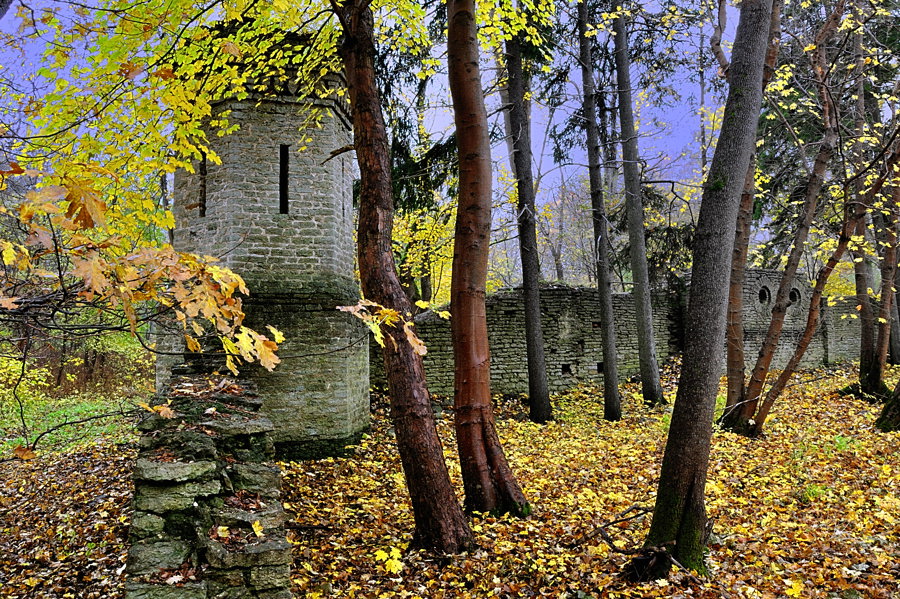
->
[[447, 0, 529, 516], [611, 6, 664, 407], [578, 0, 621, 421], [504, 33, 552, 424], [334, 0, 473, 552], [627, 0, 775, 579]]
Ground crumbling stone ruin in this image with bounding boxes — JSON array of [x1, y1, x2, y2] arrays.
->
[[127, 372, 291, 599]]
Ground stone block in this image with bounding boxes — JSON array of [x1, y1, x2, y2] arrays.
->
[[134, 459, 218, 483], [125, 581, 207, 599], [226, 463, 282, 496], [130, 511, 165, 539], [205, 538, 292, 569], [134, 480, 222, 513], [126, 539, 191, 575], [207, 584, 253, 599], [249, 564, 291, 590], [199, 416, 275, 437], [204, 567, 247, 586], [217, 503, 286, 530], [255, 590, 293, 599], [141, 431, 218, 462]]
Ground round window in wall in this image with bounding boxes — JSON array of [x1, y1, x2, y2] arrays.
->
[[758, 286, 772, 304], [789, 288, 801, 304]]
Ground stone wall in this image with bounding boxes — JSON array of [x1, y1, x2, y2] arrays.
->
[[821, 296, 862, 363], [371, 273, 861, 396], [165, 89, 369, 459], [127, 373, 291, 599], [373, 287, 678, 395], [738, 270, 859, 368]]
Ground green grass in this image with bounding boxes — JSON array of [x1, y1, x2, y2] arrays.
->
[[0, 392, 139, 457]]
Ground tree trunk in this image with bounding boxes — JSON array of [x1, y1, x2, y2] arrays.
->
[[447, 0, 529, 516], [722, 168, 754, 428], [599, 94, 626, 289], [504, 34, 552, 424], [579, 0, 621, 421], [612, 12, 664, 407], [752, 142, 900, 435], [338, 3, 472, 552], [735, 127, 835, 429], [877, 380, 900, 431], [888, 265, 900, 364], [721, 0, 785, 433], [856, 217, 882, 396], [873, 200, 897, 380], [627, 0, 774, 580], [851, 1, 883, 397], [877, 188, 900, 429]]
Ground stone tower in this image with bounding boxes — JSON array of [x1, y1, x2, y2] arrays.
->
[[170, 81, 369, 459]]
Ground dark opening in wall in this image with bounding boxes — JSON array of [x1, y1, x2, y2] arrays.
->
[[279, 144, 290, 214], [503, 310, 516, 317], [561, 364, 572, 375], [592, 321, 601, 329], [596, 362, 604, 373], [198, 154, 207, 218], [758, 286, 771, 303], [789, 288, 801, 303]]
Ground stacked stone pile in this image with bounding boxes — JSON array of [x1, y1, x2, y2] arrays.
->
[[126, 374, 292, 599]]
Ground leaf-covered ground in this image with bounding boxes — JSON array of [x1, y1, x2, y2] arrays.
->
[[1, 363, 898, 598]]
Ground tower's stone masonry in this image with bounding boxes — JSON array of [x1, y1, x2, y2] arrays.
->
[[172, 98, 356, 296], [170, 90, 368, 459]]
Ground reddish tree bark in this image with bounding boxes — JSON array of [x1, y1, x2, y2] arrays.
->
[[335, 1, 472, 552], [721, 0, 782, 431], [447, 0, 528, 516], [873, 198, 898, 378], [722, 168, 755, 425]]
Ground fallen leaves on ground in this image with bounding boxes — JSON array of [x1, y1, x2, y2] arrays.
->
[[283, 364, 899, 598], [0, 441, 135, 598], [0, 363, 897, 598]]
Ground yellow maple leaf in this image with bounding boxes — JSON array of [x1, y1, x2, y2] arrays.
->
[[404, 322, 427, 356], [1, 242, 17, 265], [185, 334, 201, 353], [251, 520, 264, 537], [785, 579, 803, 597], [266, 325, 285, 344], [384, 558, 404, 574]]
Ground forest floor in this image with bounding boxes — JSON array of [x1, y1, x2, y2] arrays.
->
[[0, 362, 898, 598]]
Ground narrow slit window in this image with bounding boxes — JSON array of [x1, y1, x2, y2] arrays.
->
[[198, 154, 207, 217], [279, 144, 290, 214]]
